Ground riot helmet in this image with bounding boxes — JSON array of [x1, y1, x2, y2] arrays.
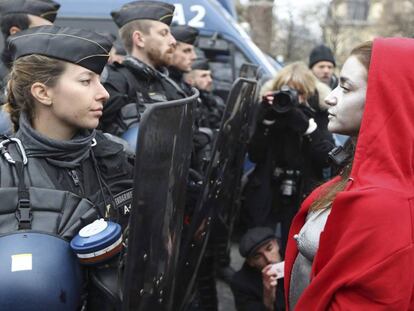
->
[[0, 231, 83, 311]]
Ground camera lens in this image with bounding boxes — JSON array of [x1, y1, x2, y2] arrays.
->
[[273, 92, 294, 114]]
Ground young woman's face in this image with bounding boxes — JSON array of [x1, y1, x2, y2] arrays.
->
[[48, 63, 109, 132], [325, 56, 367, 136]]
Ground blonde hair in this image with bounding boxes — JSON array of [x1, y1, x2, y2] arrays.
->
[[270, 62, 317, 100], [4, 54, 66, 131]]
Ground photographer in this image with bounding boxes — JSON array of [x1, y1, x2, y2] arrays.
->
[[231, 227, 284, 311], [243, 62, 335, 254]]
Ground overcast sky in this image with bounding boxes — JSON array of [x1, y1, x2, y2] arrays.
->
[[275, 0, 330, 18]]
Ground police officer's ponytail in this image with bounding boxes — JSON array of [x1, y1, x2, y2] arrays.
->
[[3, 78, 19, 131], [3, 54, 66, 132]]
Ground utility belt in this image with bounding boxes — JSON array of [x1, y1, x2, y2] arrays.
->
[[272, 167, 301, 197]]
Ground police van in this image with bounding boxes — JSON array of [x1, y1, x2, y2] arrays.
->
[[55, 0, 280, 98]]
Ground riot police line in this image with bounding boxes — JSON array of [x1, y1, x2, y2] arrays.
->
[[119, 72, 260, 310], [0, 29, 260, 310], [0, 1, 338, 310], [0, 79, 256, 310], [0, 1, 259, 310]]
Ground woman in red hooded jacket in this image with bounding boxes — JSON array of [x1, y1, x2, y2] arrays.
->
[[283, 38, 414, 310]]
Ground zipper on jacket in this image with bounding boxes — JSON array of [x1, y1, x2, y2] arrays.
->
[[68, 169, 84, 195], [68, 169, 80, 186]]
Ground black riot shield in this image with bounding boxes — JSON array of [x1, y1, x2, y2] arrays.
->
[[239, 62, 261, 80], [174, 78, 257, 310], [122, 90, 198, 311], [239, 62, 265, 140]]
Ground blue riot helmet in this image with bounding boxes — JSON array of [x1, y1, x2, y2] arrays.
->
[[121, 125, 139, 152], [0, 232, 83, 311]]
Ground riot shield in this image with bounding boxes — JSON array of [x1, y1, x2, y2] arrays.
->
[[122, 90, 198, 311], [174, 78, 257, 310], [239, 63, 262, 140], [239, 62, 260, 80]]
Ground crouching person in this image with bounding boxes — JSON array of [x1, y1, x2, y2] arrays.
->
[[231, 227, 285, 311]]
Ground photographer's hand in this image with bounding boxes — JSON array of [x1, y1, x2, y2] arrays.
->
[[259, 92, 278, 125], [262, 264, 278, 311], [285, 106, 317, 135], [262, 91, 275, 106]]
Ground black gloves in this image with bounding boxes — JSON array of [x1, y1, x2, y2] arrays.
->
[[259, 99, 278, 122], [259, 98, 314, 134], [282, 106, 312, 134]]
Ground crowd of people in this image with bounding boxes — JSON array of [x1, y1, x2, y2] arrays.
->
[[0, 0, 413, 311]]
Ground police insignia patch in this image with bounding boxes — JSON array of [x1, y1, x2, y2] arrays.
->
[[113, 189, 133, 215]]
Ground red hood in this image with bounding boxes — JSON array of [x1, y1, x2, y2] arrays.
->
[[351, 38, 414, 192], [284, 38, 414, 310]]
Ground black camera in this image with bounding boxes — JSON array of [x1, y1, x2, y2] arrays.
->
[[271, 85, 299, 114], [273, 167, 301, 197]]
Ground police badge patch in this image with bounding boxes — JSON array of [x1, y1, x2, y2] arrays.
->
[[113, 188, 133, 216]]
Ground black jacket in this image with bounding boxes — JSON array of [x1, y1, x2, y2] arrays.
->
[[100, 56, 186, 136], [196, 90, 225, 130], [243, 100, 335, 252], [168, 66, 194, 96], [163, 67, 215, 174], [231, 263, 285, 311], [0, 131, 134, 235]]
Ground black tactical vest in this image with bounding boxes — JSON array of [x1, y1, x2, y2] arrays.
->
[[0, 132, 134, 239]]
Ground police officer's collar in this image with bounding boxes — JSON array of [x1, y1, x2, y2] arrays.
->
[[122, 56, 161, 80], [167, 66, 184, 81], [111, 0, 175, 28], [199, 89, 212, 98], [8, 25, 112, 74], [0, 0, 60, 23]]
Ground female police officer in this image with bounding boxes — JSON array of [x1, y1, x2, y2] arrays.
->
[[0, 25, 134, 310]]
